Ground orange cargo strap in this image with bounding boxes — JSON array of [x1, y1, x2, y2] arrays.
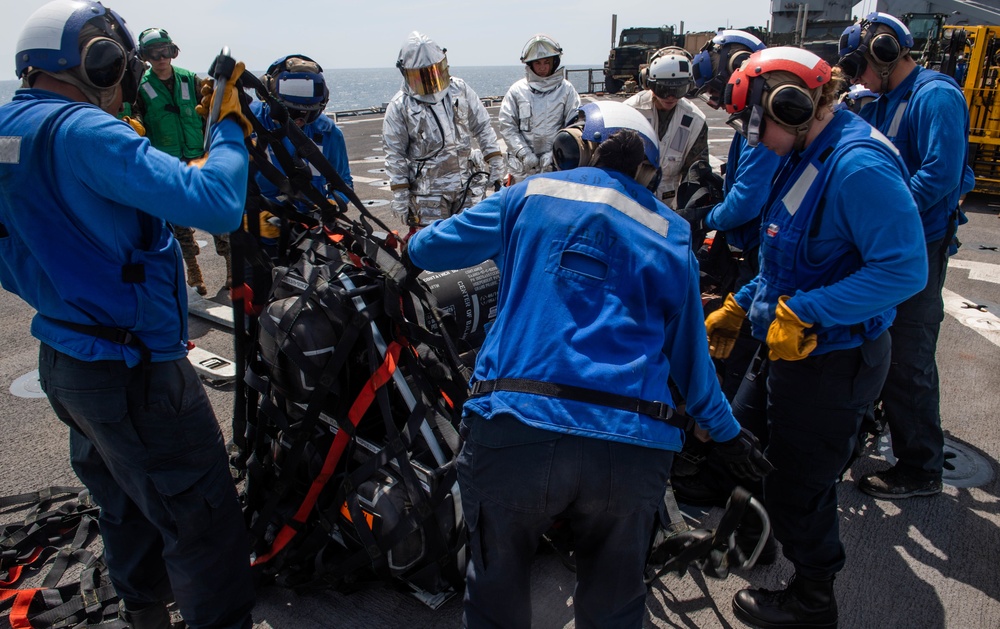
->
[[252, 340, 405, 566], [7, 587, 41, 628]]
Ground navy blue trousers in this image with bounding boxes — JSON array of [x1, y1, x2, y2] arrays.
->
[[881, 236, 949, 480], [38, 344, 254, 629], [733, 333, 890, 580], [458, 413, 673, 629]]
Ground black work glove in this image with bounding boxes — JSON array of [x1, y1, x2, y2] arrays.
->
[[676, 203, 712, 234], [400, 247, 423, 283], [715, 427, 775, 483]]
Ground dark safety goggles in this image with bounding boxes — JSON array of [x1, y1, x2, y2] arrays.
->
[[142, 44, 179, 62], [837, 49, 867, 81], [81, 37, 128, 89], [650, 79, 690, 100]]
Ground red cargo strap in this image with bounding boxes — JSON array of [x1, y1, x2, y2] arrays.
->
[[6, 588, 41, 628], [252, 340, 404, 566]]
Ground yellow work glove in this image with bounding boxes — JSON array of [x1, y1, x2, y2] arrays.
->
[[122, 116, 145, 136], [704, 293, 746, 359], [243, 210, 280, 239], [766, 296, 818, 361], [196, 62, 252, 137]]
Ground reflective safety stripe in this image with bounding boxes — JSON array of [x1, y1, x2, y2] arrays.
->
[[141, 81, 158, 100], [869, 126, 899, 154], [781, 163, 819, 217], [888, 99, 908, 139], [0, 136, 20, 164], [525, 177, 669, 237]]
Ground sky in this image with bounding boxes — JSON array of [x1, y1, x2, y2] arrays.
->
[[3, 0, 786, 76]]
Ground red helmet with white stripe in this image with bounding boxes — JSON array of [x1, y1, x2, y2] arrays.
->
[[723, 47, 831, 148]]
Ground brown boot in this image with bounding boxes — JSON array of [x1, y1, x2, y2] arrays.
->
[[185, 257, 207, 296], [224, 253, 233, 289]]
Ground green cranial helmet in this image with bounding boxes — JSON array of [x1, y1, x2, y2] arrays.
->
[[138, 27, 178, 60]]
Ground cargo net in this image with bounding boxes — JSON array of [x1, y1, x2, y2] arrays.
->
[[228, 71, 497, 607]]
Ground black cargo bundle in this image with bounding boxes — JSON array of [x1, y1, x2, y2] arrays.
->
[[223, 71, 502, 605], [240, 225, 484, 602]]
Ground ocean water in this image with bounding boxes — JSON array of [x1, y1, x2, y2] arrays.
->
[[0, 65, 597, 113]]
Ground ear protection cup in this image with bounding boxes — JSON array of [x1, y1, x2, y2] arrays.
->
[[764, 82, 817, 128], [869, 32, 901, 64], [634, 162, 661, 192], [551, 125, 595, 171], [80, 36, 127, 90], [727, 49, 752, 75]]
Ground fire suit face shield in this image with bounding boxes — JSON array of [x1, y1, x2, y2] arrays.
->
[[399, 58, 450, 98]]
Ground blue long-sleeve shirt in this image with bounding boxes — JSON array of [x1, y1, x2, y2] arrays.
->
[[250, 101, 353, 206], [0, 89, 248, 364], [704, 133, 784, 251], [862, 66, 970, 242], [734, 113, 926, 348], [409, 167, 740, 451]]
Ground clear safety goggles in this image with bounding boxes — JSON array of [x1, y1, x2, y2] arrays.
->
[[401, 58, 450, 97]]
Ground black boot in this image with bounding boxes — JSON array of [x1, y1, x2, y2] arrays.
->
[[119, 601, 171, 629], [733, 573, 838, 628]]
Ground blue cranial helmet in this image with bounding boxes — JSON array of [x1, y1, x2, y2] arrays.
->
[[550, 101, 662, 190], [264, 54, 330, 123], [839, 12, 914, 59], [15, 0, 144, 103], [838, 12, 913, 89], [692, 30, 766, 108]]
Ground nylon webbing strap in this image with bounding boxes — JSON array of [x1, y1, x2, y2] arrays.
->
[[251, 340, 404, 566], [470, 378, 692, 430]]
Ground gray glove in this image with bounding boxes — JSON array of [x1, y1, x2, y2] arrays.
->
[[391, 189, 411, 225], [715, 427, 775, 483], [517, 148, 540, 172], [488, 155, 507, 187]]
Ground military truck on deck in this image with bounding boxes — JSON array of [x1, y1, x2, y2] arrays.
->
[[603, 26, 679, 94]]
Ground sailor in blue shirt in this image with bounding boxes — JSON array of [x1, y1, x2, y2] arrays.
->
[[712, 48, 926, 628], [689, 30, 787, 405], [408, 101, 769, 628], [251, 55, 353, 212], [840, 12, 976, 500], [0, 2, 255, 627]]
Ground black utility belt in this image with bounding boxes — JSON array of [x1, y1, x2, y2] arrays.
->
[[469, 378, 693, 431]]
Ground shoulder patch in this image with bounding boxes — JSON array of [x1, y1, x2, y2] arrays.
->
[[0, 136, 21, 164]]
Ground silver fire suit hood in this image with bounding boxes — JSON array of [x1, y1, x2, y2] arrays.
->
[[396, 31, 450, 104]]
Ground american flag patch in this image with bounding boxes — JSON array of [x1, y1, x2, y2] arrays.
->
[[766, 223, 779, 238]]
